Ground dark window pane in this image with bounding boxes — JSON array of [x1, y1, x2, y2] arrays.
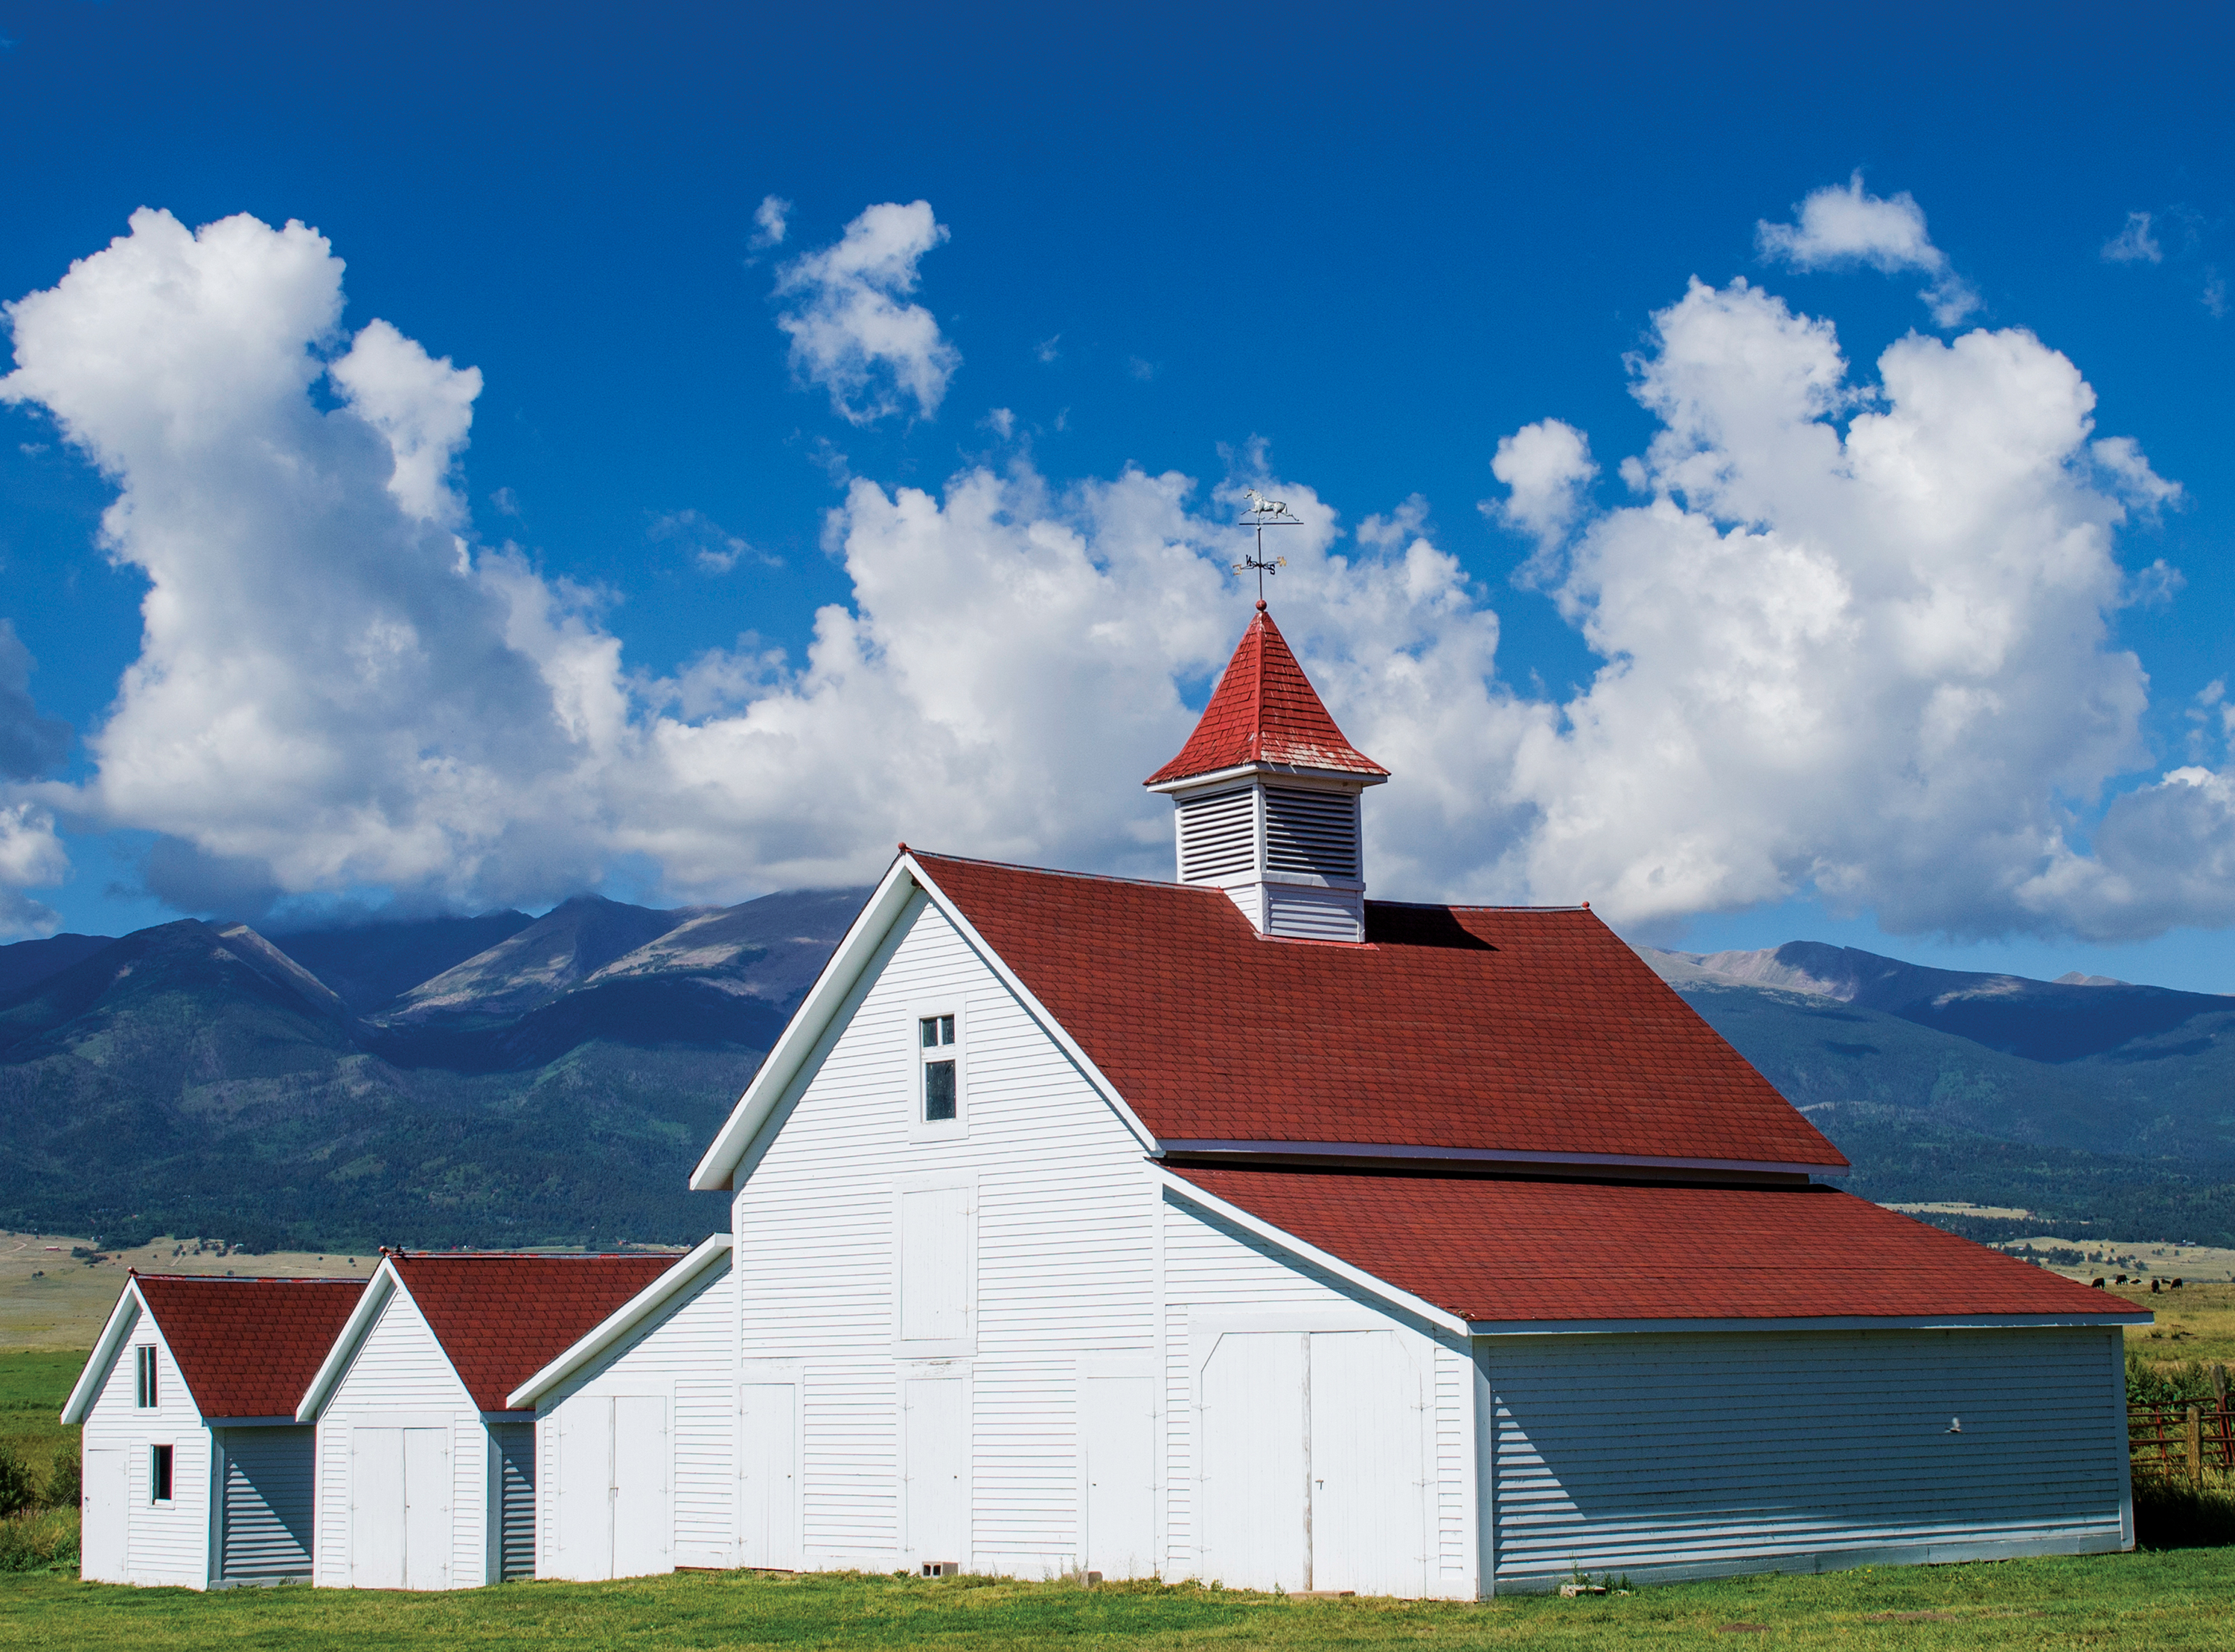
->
[[152, 1444, 173, 1502], [938, 1015, 954, 1046], [920, 1017, 939, 1049], [924, 1059, 957, 1121]]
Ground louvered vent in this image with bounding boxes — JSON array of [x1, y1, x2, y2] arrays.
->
[[1177, 787, 1257, 882], [1264, 787, 1359, 878]]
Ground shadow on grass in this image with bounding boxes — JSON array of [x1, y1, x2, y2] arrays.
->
[[2135, 1473, 2235, 1549]]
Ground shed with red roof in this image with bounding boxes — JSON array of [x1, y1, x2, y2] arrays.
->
[[687, 605, 2146, 1597], [295, 1249, 677, 1590], [64, 1273, 365, 1589]]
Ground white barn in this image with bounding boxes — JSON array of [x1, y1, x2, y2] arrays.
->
[[295, 1251, 672, 1589], [63, 1274, 365, 1589], [503, 1234, 738, 1581], [685, 604, 2149, 1595]]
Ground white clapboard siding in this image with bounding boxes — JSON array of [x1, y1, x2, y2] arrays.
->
[[1484, 1327, 2129, 1588], [313, 1287, 486, 1589], [78, 1308, 213, 1588], [537, 1255, 736, 1571], [735, 892, 1157, 1575], [218, 1427, 316, 1582], [1161, 1188, 1474, 1598]]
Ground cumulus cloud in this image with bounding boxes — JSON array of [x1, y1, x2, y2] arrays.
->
[[0, 206, 2210, 947], [1758, 172, 1980, 326], [0, 803, 65, 937], [752, 195, 790, 252], [2102, 211, 2164, 265], [1483, 419, 1596, 563], [0, 621, 71, 779], [774, 200, 959, 423]]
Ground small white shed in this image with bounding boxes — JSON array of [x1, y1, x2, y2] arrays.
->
[[63, 1274, 365, 1589], [503, 1234, 735, 1580], [295, 1251, 673, 1589]]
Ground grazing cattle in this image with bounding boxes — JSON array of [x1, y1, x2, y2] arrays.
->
[[2114, 1274, 2129, 1284], [2151, 1280, 2161, 1293], [2091, 1278, 2106, 1289]]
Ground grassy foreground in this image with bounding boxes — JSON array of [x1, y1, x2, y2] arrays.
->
[[1, 1552, 2231, 1651]]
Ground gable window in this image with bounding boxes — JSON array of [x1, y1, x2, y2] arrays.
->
[[135, 1345, 157, 1409], [919, 1014, 959, 1122], [150, 1444, 173, 1503]]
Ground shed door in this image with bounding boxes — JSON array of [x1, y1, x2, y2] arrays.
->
[[351, 1429, 408, 1588], [1308, 1331, 1425, 1598], [738, 1382, 799, 1569], [904, 1374, 968, 1566], [1080, 1374, 1157, 1579], [554, 1402, 614, 1580], [1199, 1333, 1308, 1591], [82, 1447, 128, 1582], [490, 1423, 535, 1582], [611, 1397, 671, 1579], [220, 1427, 315, 1581]]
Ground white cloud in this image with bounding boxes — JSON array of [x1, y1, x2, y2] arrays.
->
[[1483, 419, 1596, 562], [752, 195, 790, 251], [982, 407, 1015, 440], [1035, 334, 1061, 364], [0, 208, 2209, 948], [0, 802, 65, 937], [1758, 172, 1980, 326], [0, 620, 71, 780], [648, 508, 766, 574], [2102, 211, 2164, 265], [773, 200, 959, 423]]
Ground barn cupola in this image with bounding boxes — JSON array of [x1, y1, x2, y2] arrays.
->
[[1145, 602, 1388, 941]]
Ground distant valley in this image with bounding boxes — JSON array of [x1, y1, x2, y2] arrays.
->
[[2, 897, 2231, 1252]]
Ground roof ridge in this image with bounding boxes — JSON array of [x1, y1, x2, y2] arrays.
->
[[910, 848, 1232, 894]]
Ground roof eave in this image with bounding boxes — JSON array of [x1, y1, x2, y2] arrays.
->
[[1155, 1141, 1849, 1177], [60, 1278, 147, 1426], [295, 1258, 403, 1421], [1465, 1310, 2155, 1335], [1145, 759, 1390, 795], [505, 1233, 734, 1409]]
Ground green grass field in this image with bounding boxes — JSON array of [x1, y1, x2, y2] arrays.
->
[[0, 1552, 2231, 1650]]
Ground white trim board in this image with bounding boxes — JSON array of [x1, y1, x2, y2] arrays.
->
[[505, 1233, 733, 1409], [1157, 1141, 1846, 1178], [1467, 1312, 2153, 1336]]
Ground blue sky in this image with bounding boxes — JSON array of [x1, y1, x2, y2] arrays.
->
[[2, 2, 2233, 987]]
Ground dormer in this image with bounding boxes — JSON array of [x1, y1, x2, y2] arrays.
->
[[1145, 603, 1388, 941]]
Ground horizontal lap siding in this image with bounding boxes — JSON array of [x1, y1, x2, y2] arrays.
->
[[81, 1313, 211, 1587], [737, 896, 1155, 1573], [314, 1291, 482, 1587], [1161, 1196, 1474, 1597], [544, 1260, 736, 1567], [1486, 1328, 2126, 1587]]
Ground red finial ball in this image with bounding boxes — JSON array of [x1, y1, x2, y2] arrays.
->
[[897, 841, 909, 854], [1256, 598, 1267, 612]]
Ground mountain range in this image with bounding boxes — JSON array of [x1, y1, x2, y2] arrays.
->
[[3, 891, 2231, 1252]]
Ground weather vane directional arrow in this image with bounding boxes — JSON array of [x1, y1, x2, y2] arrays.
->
[[1235, 488, 1299, 602]]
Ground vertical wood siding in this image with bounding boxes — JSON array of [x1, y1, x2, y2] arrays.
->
[[1483, 1327, 2129, 1589], [734, 895, 1157, 1576], [77, 1307, 211, 1587], [538, 1257, 736, 1570], [312, 1288, 487, 1589], [1160, 1193, 1474, 1598]]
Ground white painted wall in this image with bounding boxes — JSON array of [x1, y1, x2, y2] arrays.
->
[[1161, 1187, 1475, 1598], [535, 1255, 736, 1576], [77, 1302, 214, 1588], [311, 1283, 490, 1589], [1480, 1325, 2132, 1589], [732, 892, 1160, 1578]]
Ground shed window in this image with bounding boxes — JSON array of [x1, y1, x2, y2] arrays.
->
[[919, 1014, 958, 1122], [135, 1345, 158, 1409], [150, 1443, 173, 1503]]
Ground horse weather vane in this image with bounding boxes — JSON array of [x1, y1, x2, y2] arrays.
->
[[1234, 487, 1299, 602]]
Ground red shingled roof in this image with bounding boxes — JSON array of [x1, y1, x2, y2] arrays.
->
[[1145, 607, 1388, 785], [1168, 1166, 2135, 1323], [915, 854, 1846, 1168], [389, 1255, 675, 1412], [133, 1275, 366, 1419]]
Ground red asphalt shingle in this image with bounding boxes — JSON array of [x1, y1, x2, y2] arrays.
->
[[389, 1255, 675, 1412], [1145, 607, 1388, 786], [915, 854, 1847, 1168], [1168, 1166, 2133, 1323], [132, 1275, 366, 1419]]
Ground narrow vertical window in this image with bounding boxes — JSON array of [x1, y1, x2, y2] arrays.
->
[[919, 1014, 958, 1123], [150, 1443, 173, 1502], [135, 1345, 157, 1409]]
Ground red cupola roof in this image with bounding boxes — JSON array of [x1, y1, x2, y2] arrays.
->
[[1145, 606, 1388, 787]]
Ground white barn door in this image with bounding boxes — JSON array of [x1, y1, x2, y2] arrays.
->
[[904, 1374, 968, 1569], [1200, 1334, 1308, 1591], [351, 1426, 450, 1588], [1080, 1374, 1157, 1579], [401, 1427, 450, 1588], [737, 1381, 799, 1569], [81, 1447, 128, 1582], [612, 1396, 671, 1578], [554, 1404, 613, 1580], [1198, 1329, 1425, 1595], [1308, 1331, 1425, 1598]]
